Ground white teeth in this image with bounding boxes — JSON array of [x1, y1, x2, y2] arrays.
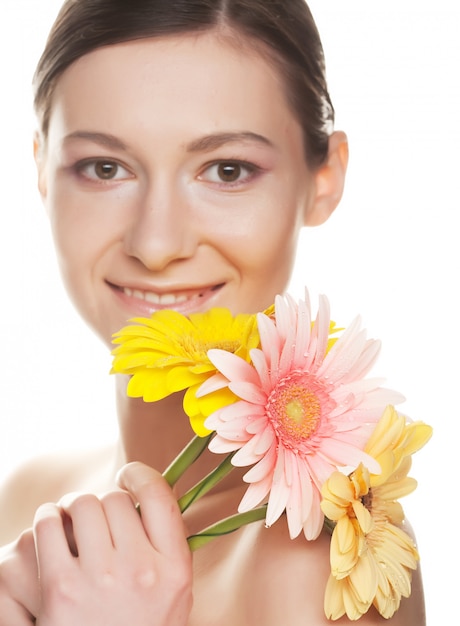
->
[[123, 287, 193, 305], [145, 292, 160, 304], [159, 293, 177, 305]]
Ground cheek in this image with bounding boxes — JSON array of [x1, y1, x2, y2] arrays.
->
[[47, 183, 121, 264], [46, 195, 106, 310], [49, 206, 92, 276], [253, 231, 299, 282], [226, 206, 302, 282], [46, 196, 112, 339]]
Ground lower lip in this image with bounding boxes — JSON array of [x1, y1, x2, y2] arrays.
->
[[111, 284, 224, 317]]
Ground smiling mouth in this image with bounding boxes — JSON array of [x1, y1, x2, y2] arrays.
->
[[117, 283, 224, 307]]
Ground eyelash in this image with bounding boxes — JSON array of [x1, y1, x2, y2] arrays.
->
[[71, 157, 262, 188], [73, 159, 132, 183], [198, 160, 261, 188]]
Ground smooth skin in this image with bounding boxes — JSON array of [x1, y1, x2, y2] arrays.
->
[[37, 34, 343, 345], [0, 31, 424, 624]]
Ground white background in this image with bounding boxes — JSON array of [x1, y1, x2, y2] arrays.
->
[[1, 1, 458, 622]]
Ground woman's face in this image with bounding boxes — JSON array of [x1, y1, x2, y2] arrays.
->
[[37, 32, 329, 347]]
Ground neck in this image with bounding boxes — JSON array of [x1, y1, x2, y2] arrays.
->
[[114, 375, 244, 497]]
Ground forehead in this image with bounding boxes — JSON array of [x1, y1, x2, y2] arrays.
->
[[48, 32, 304, 155]]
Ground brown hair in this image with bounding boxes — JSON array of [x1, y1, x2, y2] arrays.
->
[[33, 0, 334, 167]]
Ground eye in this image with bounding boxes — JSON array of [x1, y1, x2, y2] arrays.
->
[[199, 160, 259, 186], [76, 159, 132, 182]]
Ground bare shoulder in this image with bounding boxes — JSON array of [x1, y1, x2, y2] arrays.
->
[[0, 444, 116, 545], [193, 516, 425, 625]]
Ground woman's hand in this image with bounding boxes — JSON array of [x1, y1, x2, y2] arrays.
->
[[0, 529, 39, 624], [33, 462, 193, 626]]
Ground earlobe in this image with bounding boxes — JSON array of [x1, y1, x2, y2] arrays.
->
[[33, 131, 48, 201], [304, 131, 349, 227]]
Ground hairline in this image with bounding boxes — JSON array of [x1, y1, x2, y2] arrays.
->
[[36, 24, 312, 161]]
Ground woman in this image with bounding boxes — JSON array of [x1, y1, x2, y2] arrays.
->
[[0, 0, 425, 623]]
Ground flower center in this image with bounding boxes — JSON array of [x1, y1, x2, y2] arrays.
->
[[205, 339, 241, 353], [267, 371, 328, 448], [185, 336, 241, 360], [361, 490, 373, 511]]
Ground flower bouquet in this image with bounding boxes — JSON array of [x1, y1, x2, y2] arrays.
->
[[111, 289, 432, 621]]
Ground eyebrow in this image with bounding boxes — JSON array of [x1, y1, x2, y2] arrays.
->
[[62, 130, 274, 153], [186, 131, 275, 152], [63, 131, 128, 151]]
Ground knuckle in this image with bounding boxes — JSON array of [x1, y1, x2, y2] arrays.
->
[[95, 570, 117, 590], [33, 508, 58, 535], [137, 479, 176, 508], [100, 490, 133, 508], [135, 479, 160, 501], [0, 532, 34, 587], [64, 492, 99, 513], [45, 572, 78, 605], [120, 462, 163, 492], [131, 563, 158, 590], [162, 552, 193, 591], [15, 528, 35, 558]]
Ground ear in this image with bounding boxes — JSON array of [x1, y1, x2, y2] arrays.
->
[[33, 131, 48, 201], [304, 131, 348, 226]]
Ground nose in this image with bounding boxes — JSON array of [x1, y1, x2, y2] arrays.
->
[[124, 179, 197, 271]]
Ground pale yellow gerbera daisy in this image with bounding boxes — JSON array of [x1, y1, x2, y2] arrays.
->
[[321, 405, 432, 620], [111, 308, 260, 436]]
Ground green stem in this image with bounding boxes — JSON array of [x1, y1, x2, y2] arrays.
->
[[162, 433, 214, 487], [177, 452, 236, 513], [323, 516, 336, 535], [187, 505, 268, 551]]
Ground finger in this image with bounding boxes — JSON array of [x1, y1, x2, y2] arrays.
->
[[33, 502, 74, 582], [0, 531, 40, 620], [117, 462, 190, 559], [0, 596, 35, 625], [99, 490, 145, 551], [57, 493, 114, 567]]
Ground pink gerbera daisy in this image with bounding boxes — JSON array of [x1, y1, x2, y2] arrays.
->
[[201, 292, 404, 540]]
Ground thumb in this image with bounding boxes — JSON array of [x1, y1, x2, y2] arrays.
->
[[116, 462, 189, 558]]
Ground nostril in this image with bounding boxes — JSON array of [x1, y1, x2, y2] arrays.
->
[[123, 201, 198, 271]]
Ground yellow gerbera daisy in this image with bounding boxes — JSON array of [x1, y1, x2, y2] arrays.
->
[[111, 308, 260, 435], [321, 405, 432, 620]]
